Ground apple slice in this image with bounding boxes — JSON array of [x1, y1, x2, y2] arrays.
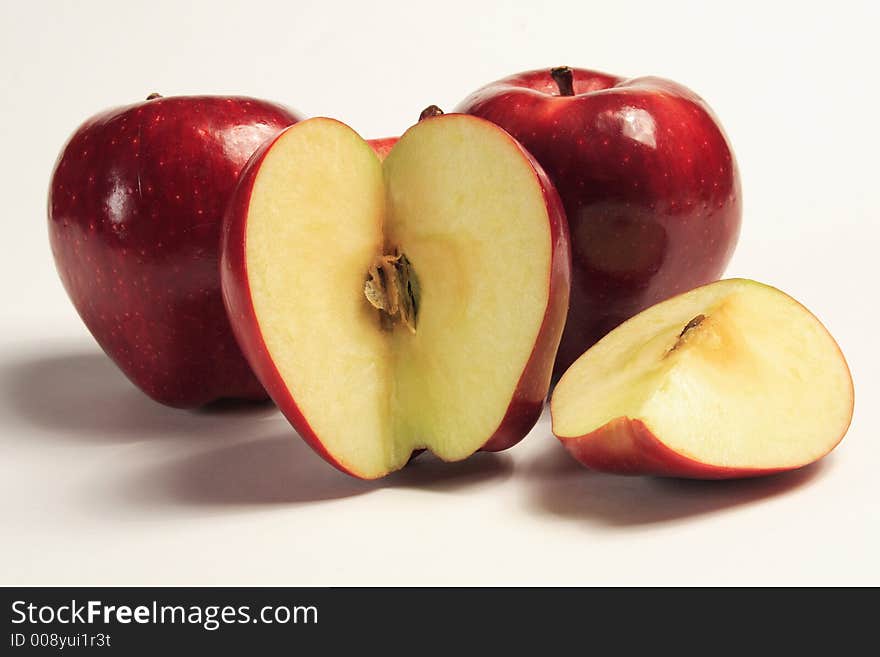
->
[[551, 279, 853, 478], [222, 115, 569, 479]]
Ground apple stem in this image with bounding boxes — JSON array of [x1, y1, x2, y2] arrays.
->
[[146, 93, 163, 100], [419, 105, 444, 121], [550, 67, 575, 96]]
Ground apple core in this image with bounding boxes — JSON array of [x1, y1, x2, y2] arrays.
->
[[363, 251, 420, 333]]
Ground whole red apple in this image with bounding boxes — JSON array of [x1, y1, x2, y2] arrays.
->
[[456, 67, 741, 379], [49, 94, 302, 407]]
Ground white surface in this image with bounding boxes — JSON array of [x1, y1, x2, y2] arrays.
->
[[1, 0, 878, 585]]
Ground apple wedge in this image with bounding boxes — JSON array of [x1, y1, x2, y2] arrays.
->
[[551, 279, 853, 478], [222, 115, 570, 479]]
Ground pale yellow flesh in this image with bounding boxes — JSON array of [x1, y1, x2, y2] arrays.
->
[[245, 117, 552, 478], [246, 119, 390, 475], [552, 279, 854, 469]]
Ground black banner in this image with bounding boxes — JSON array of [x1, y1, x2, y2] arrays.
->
[[0, 587, 864, 653]]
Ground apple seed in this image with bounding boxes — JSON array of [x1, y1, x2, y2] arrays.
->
[[364, 252, 420, 333]]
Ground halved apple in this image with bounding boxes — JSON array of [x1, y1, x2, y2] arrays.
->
[[222, 115, 570, 479], [551, 279, 853, 478]]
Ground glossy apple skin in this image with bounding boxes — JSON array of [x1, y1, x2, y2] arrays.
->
[[49, 95, 302, 407], [456, 69, 741, 379], [221, 117, 570, 478]]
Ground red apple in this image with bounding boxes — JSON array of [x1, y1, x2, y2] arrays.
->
[[49, 94, 302, 407], [456, 67, 742, 379], [222, 114, 570, 479], [551, 279, 854, 478]]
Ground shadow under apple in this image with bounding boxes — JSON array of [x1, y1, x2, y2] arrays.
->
[[1, 347, 276, 444], [118, 435, 515, 507], [4, 346, 514, 507], [524, 442, 827, 527]]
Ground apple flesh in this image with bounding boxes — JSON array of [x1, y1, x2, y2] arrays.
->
[[49, 94, 302, 407], [551, 279, 853, 478], [222, 115, 570, 479], [456, 67, 742, 380]]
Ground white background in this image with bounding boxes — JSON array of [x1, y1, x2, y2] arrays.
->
[[1, 0, 877, 585]]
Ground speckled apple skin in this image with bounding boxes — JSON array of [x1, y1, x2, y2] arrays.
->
[[49, 95, 302, 408], [456, 69, 741, 380]]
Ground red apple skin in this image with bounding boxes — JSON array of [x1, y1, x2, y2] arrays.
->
[[49, 95, 302, 408], [456, 69, 742, 380], [221, 117, 570, 477], [558, 418, 791, 479], [368, 136, 398, 160]]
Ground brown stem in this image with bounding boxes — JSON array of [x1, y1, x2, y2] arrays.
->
[[550, 66, 575, 96], [146, 93, 163, 100], [419, 105, 444, 121]]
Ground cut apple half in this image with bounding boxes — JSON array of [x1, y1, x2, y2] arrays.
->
[[551, 278, 853, 478], [222, 115, 569, 479]]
